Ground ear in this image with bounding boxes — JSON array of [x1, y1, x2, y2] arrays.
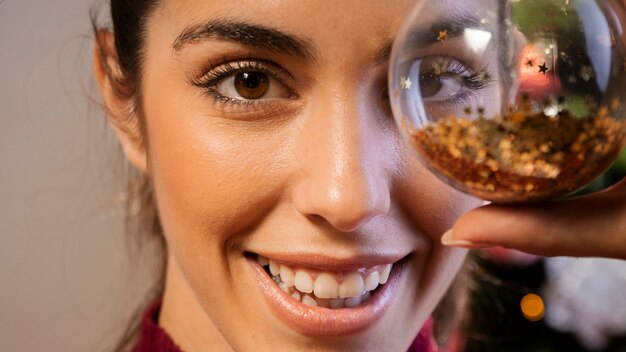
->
[[93, 30, 148, 173]]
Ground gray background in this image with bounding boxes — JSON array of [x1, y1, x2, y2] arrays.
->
[[1, 1, 155, 351]]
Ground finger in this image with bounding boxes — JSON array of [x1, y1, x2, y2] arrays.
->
[[442, 178, 626, 259]]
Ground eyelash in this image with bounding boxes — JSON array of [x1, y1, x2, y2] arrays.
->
[[190, 56, 490, 113], [190, 59, 292, 107], [425, 56, 492, 106]]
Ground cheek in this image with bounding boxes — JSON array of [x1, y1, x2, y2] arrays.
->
[[395, 145, 482, 238], [143, 88, 293, 250]]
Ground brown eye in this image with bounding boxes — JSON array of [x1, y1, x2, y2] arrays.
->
[[413, 58, 467, 102], [234, 72, 269, 99], [419, 72, 443, 98], [212, 63, 292, 102]]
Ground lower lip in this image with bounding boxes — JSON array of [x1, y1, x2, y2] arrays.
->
[[248, 256, 407, 337]]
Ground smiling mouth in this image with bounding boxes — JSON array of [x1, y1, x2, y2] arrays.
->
[[256, 255, 393, 309], [247, 252, 408, 336]]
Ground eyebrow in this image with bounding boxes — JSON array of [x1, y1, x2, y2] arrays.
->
[[369, 15, 487, 66], [406, 16, 485, 48], [172, 19, 318, 61], [171, 16, 486, 67]]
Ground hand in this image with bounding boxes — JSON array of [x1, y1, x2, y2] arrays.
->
[[441, 177, 626, 260]]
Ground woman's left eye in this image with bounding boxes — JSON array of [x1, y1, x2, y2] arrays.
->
[[418, 72, 465, 101], [406, 55, 491, 105], [216, 70, 291, 101]]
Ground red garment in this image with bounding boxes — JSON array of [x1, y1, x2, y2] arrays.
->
[[133, 301, 438, 352]]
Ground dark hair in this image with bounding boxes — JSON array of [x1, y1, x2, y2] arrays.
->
[[93, 1, 473, 350], [93, 1, 165, 351]]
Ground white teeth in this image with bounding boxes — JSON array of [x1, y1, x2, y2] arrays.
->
[[258, 256, 269, 267], [344, 295, 362, 308], [380, 264, 392, 285], [294, 270, 314, 293], [314, 273, 340, 299], [365, 271, 380, 291], [269, 259, 281, 276], [280, 265, 295, 287], [291, 291, 301, 301], [339, 272, 365, 298], [302, 294, 318, 307], [330, 298, 345, 309], [259, 255, 396, 309]]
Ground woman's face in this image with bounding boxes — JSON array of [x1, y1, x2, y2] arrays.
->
[[133, 0, 497, 350]]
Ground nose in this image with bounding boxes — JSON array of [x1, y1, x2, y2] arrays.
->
[[291, 89, 392, 232]]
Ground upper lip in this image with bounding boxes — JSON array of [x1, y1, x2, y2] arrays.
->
[[250, 251, 409, 271]]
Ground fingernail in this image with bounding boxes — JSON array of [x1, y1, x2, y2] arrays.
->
[[441, 229, 493, 249]]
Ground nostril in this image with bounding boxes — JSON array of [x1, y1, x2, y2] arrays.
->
[[316, 205, 387, 233], [293, 175, 391, 233]]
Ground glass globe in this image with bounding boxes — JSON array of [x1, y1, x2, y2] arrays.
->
[[389, 0, 626, 203]]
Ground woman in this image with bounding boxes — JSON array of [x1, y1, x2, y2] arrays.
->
[[93, 0, 626, 351]]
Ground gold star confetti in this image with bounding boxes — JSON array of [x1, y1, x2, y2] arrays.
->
[[438, 30, 449, 43], [479, 71, 492, 83], [464, 107, 472, 115], [584, 95, 595, 111], [400, 76, 412, 90], [526, 59, 535, 67], [538, 63, 549, 75], [610, 29, 617, 47], [611, 98, 621, 110], [477, 107, 485, 115], [579, 66, 594, 82], [432, 62, 443, 75]]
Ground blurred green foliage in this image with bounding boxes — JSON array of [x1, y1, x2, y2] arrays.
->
[[512, 0, 579, 36], [613, 149, 626, 173]]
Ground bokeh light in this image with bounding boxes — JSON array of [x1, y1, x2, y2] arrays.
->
[[521, 293, 545, 322]]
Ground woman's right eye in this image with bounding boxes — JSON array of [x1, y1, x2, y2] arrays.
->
[[215, 70, 291, 101], [190, 60, 295, 107]]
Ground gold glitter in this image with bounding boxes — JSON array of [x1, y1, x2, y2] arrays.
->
[[538, 63, 550, 75], [526, 59, 535, 67], [579, 66, 594, 81], [479, 71, 492, 83], [400, 76, 412, 90], [611, 98, 621, 110], [599, 106, 609, 118], [432, 61, 443, 75], [438, 30, 449, 43], [409, 109, 626, 203], [610, 29, 617, 47]]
